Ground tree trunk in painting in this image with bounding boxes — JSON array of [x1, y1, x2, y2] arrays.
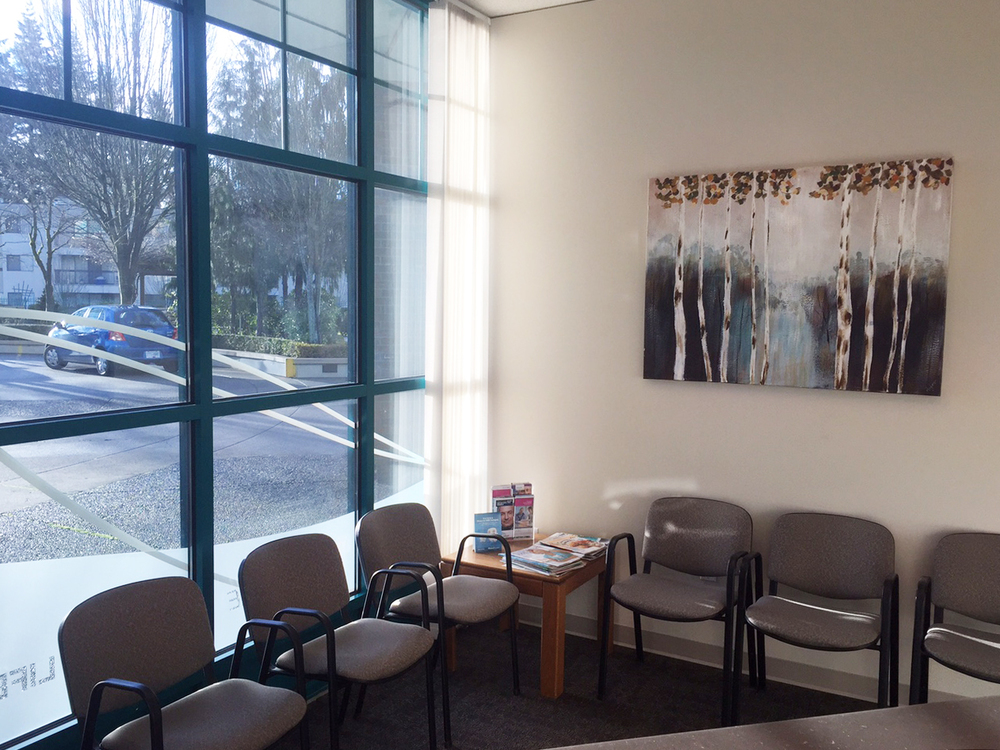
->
[[897, 165, 923, 392], [721, 186, 733, 383], [696, 175, 713, 381], [673, 202, 687, 380], [834, 186, 854, 390], [884, 161, 912, 392], [748, 185, 759, 384], [727, 172, 754, 383], [810, 165, 855, 391], [761, 198, 771, 385], [856, 163, 884, 391]]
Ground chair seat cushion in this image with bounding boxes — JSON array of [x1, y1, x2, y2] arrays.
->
[[390, 574, 520, 624], [275, 618, 434, 682], [924, 623, 1000, 682], [610, 573, 728, 621], [746, 595, 881, 650], [102, 678, 305, 750]]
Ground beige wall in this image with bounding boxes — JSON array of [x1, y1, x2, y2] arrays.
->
[[488, 0, 1000, 699]]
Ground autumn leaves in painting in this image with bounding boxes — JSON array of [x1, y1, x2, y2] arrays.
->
[[643, 159, 952, 395]]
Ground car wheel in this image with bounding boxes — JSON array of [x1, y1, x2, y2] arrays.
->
[[95, 356, 115, 377], [162, 360, 179, 375], [43, 346, 67, 370]]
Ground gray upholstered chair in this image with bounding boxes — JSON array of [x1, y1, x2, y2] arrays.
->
[[238, 532, 440, 750], [58, 576, 308, 750], [910, 532, 1000, 704], [733, 512, 898, 723], [355, 502, 521, 747], [598, 496, 754, 726]]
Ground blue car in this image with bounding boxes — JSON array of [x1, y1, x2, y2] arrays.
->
[[43, 305, 180, 376]]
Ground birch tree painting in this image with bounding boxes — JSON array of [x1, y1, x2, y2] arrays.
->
[[643, 158, 953, 396]]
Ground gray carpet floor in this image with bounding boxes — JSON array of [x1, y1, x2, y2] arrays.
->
[[274, 621, 873, 750]]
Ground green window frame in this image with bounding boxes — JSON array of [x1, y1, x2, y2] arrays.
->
[[0, 0, 427, 746]]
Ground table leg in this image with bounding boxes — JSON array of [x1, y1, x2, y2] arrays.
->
[[540, 580, 567, 699], [597, 569, 613, 655]]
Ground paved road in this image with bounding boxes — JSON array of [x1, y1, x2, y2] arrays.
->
[[0, 352, 362, 563]]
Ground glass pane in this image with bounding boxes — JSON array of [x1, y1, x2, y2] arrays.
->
[[288, 0, 353, 66], [207, 25, 282, 148], [375, 83, 424, 180], [374, 0, 422, 91], [374, 390, 425, 507], [210, 157, 356, 396], [206, 0, 279, 41], [213, 400, 357, 649], [0, 115, 185, 424], [71, 0, 177, 123], [287, 52, 356, 164], [0, 0, 63, 98], [0, 425, 186, 744], [374, 188, 425, 380]]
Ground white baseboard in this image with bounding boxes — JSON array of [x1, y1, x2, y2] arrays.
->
[[517, 602, 961, 704]]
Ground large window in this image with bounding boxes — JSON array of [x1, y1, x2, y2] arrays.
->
[[0, 0, 427, 746]]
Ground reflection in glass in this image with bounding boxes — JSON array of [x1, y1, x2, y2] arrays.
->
[[375, 84, 424, 180], [71, 0, 177, 122], [374, 188, 426, 380], [207, 25, 282, 148], [288, 0, 353, 66], [374, 390, 425, 507], [0, 0, 63, 98], [374, 0, 423, 91], [206, 0, 280, 42], [210, 157, 356, 395], [212, 401, 357, 648], [0, 114, 183, 424], [288, 53, 357, 163], [0, 426, 186, 743]]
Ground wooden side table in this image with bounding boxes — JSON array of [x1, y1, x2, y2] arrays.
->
[[441, 536, 611, 699]]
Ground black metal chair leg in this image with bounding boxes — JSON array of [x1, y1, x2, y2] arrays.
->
[[353, 684, 368, 719], [508, 605, 520, 695], [440, 626, 453, 747], [597, 592, 614, 698], [721, 610, 734, 727], [328, 675, 339, 750], [633, 611, 644, 661], [424, 654, 437, 750], [338, 683, 353, 724], [731, 614, 746, 726]]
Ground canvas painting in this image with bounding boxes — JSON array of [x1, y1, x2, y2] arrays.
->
[[643, 159, 952, 395]]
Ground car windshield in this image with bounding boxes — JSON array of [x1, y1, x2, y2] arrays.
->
[[116, 309, 170, 328]]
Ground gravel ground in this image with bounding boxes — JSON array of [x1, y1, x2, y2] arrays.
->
[[0, 455, 352, 563]]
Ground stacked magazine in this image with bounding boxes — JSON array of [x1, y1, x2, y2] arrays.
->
[[505, 533, 608, 577]]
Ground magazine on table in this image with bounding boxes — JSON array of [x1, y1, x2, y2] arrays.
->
[[492, 484, 516, 538], [539, 532, 607, 559], [503, 542, 587, 577]]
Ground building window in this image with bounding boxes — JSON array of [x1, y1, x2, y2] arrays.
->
[[0, 0, 427, 745]]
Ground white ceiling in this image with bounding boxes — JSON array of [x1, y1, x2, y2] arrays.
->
[[457, 0, 591, 20]]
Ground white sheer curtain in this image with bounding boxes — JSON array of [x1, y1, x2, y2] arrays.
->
[[425, 0, 491, 551]]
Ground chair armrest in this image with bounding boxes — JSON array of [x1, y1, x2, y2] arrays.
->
[[725, 552, 748, 609], [389, 561, 447, 628], [736, 551, 763, 617], [364, 567, 431, 629], [81, 678, 163, 750], [604, 533, 636, 601], [456, 533, 514, 582], [233, 617, 308, 696], [913, 576, 932, 648]]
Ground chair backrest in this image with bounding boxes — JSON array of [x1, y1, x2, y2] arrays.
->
[[356, 503, 442, 590], [58, 577, 215, 721], [931, 532, 1000, 625], [767, 512, 894, 600], [641, 496, 752, 578], [239, 533, 350, 641]]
